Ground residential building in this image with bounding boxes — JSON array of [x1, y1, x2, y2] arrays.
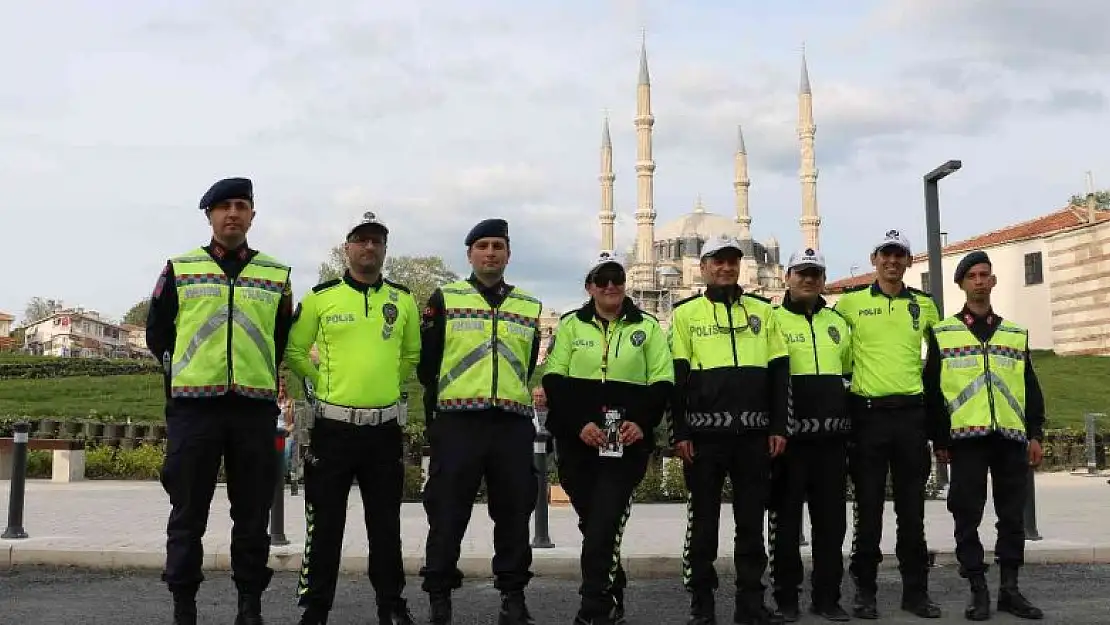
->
[[119, 323, 151, 358], [22, 306, 130, 358], [0, 312, 14, 352], [825, 202, 1110, 355], [0, 311, 13, 337]]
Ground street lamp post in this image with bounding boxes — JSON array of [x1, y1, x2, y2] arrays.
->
[[924, 160, 962, 315], [924, 159, 961, 497]]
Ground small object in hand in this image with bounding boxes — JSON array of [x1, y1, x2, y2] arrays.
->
[[599, 409, 625, 458]]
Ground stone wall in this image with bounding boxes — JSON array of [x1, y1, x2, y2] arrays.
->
[[1047, 219, 1110, 355]]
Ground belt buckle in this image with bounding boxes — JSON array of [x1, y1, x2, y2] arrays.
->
[[366, 409, 381, 426]]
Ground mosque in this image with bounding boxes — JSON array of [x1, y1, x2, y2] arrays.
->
[[598, 38, 823, 319]]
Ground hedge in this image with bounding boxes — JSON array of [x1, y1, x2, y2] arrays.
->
[[0, 357, 160, 380]]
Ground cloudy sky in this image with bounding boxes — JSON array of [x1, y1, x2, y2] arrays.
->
[[2, 0, 1108, 324]]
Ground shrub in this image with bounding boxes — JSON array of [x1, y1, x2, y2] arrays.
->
[[0, 357, 160, 380]]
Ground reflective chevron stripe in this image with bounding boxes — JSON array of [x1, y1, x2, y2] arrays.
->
[[681, 491, 695, 589], [296, 500, 317, 597], [686, 411, 769, 430], [607, 496, 634, 589]]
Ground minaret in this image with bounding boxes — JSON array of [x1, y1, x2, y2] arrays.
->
[[798, 47, 821, 250], [599, 114, 616, 252], [633, 32, 657, 288], [734, 125, 752, 240]]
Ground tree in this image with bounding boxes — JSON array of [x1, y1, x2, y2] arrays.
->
[[317, 246, 347, 283], [23, 297, 61, 324], [316, 247, 459, 306], [1069, 189, 1110, 210], [123, 298, 151, 326], [384, 255, 460, 307]]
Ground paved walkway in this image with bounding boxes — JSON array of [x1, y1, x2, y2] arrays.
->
[[2, 472, 1108, 578]]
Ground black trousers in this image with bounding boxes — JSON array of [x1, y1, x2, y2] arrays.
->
[[556, 438, 650, 618], [296, 418, 406, 611], [947, 435, 1029, 577], [682, 432, 771, 600], [161, 405, 276, 595], [768, 436, 848, 606], [848, 406, 932, 594], [420, 411, 538, 593]]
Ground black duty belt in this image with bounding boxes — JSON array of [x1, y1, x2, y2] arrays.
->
[[849, 393, 923, 411]]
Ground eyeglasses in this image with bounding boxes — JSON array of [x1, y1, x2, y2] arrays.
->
[[591, 270, 626, 288], [347, 234, 386, 247], [713, 300, 751, 333]]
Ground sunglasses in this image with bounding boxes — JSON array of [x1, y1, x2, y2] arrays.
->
[[591, 270, 626, 288]]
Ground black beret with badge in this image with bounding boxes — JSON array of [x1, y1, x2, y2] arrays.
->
[[464, 218, 510, 247], [199, 177, 253, 211], [954, 250, 991, 284]]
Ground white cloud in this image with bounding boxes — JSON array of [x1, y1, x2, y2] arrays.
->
[[0, 0, 1108, 324]]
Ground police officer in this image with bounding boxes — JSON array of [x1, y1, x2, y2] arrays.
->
[[831, 229, 942, 619], [925, 251, 1045, 621], [146, 177, 293, 625], [767, 249, 852, 622], [669, 234, 789, 625], [285, 212, 420, 625], [417, 218, 543, 625], [540, 252, 674, 625]]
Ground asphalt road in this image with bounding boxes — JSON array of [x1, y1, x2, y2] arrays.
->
[[2, 564, 1106, 624]]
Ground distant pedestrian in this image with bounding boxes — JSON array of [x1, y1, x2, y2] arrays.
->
[[926, 251, 1045, 621], [146, 177, 293, 625], [540, 251, 674, 625]]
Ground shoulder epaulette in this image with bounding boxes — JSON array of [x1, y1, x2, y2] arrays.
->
[[908, 286, 931, 297], [744, 292, 772, 304], [311, 278, 342, 293], [383, 278, 411, 294], [641, 311, 659, 321], [559, 309, 577, 320], [672, 294, 701, 310], [843, 284, 869, 293], [827, 306, 848, 320]]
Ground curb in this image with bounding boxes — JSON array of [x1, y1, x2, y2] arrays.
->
[[6, 545, 1110, 578]]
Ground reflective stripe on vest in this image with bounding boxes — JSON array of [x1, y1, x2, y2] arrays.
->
[[169, 248, 289, 400], [933, 317, 1028, 442], [435, 281, 541, 416]]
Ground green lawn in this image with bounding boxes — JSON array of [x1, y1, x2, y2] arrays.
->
[[0, 351, 1105, 430], [1030, 350, 1110, 430]]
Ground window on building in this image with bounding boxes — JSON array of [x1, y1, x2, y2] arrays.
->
[[1024, 252, 1044, 286], [920, 271, 931, 294]]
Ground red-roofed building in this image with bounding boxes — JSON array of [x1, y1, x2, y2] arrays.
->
[[824, 203, 1110, 355]]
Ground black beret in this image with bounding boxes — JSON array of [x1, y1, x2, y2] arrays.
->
[[465, 218, 509, 246], [199, 177, 253, 211], [954, 250, 991, 284]]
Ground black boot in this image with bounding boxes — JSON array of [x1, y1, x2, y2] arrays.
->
[[234, 592, 265, 625], [378, 597, 415, 625], [997, 567, 1044, 620], [498, 590, 535, 625], [772, 591, 799, 623], [171, 589, 197, 625], [734, 592, 784, 625], [298, 604, 328, 625], [687, 591, 717, 625], [427, 591, 452, 625], [851, 587, 878, 620], [901, 590, 942, 619], [964, 574, 990, 621]]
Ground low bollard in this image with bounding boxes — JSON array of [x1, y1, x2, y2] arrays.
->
[[270, 428, 289, 546], [1084, 413, 1104, 476], [2, 421, 30, 539], [531, 409, 555, 549], [1024, 465, 1041, 541]]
